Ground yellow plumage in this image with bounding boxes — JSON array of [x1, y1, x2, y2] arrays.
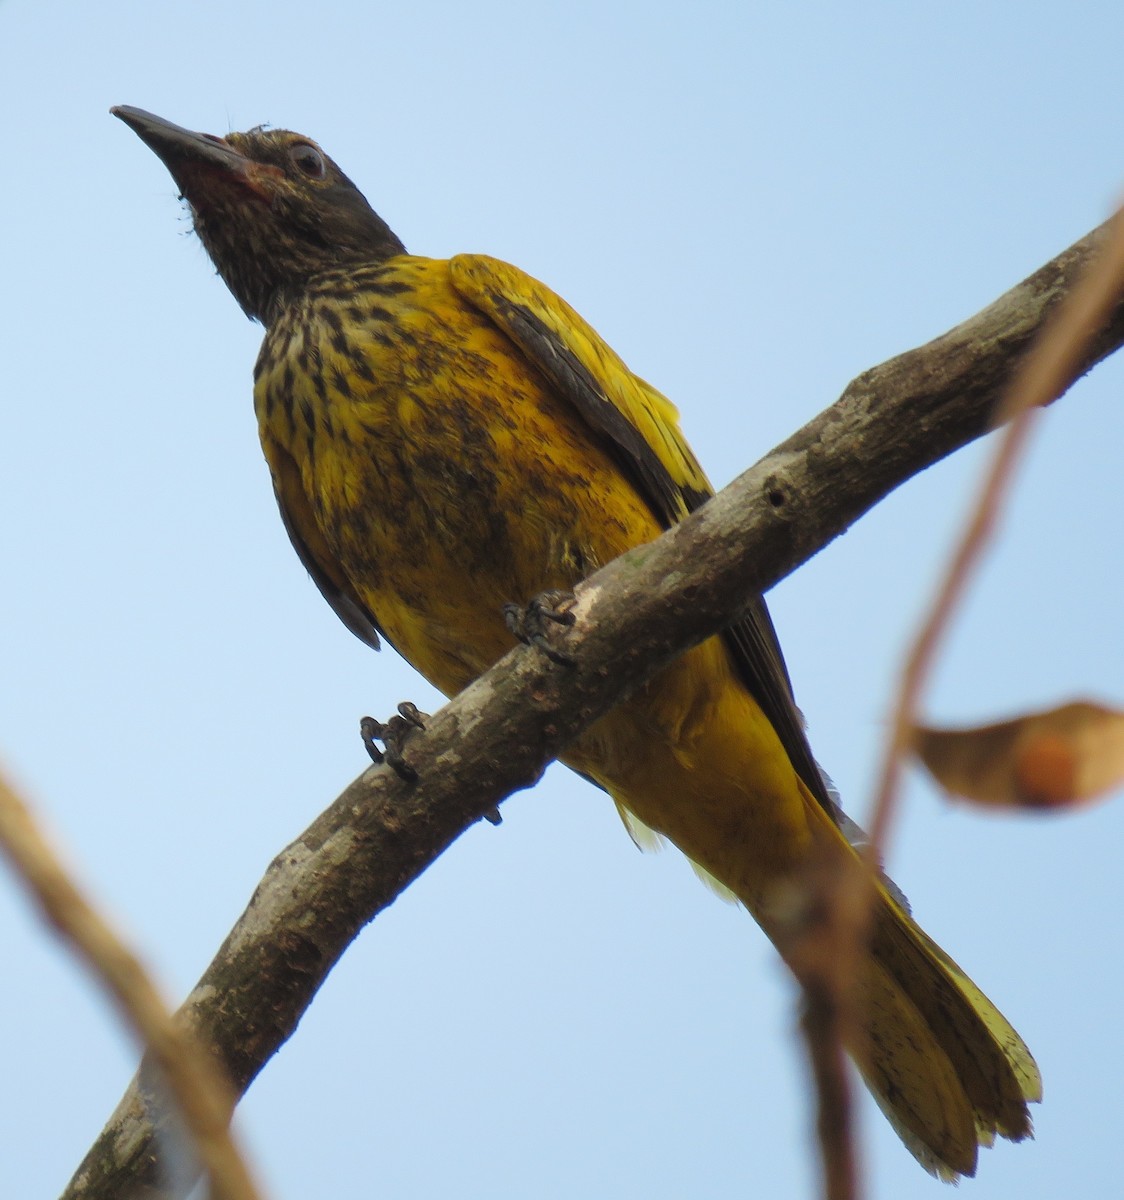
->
[[115, 107, 1041, 1179]]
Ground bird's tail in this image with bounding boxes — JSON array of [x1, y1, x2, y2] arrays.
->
[[608, 742, 1040, 1178], [787, 783, 1042, 1179], [854, 883, 1041, 1178]]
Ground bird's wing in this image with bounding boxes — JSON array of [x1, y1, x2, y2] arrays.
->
[[265, 437, 385, 651], [451, 254, 710, 521], [449, 254, 834, 814]]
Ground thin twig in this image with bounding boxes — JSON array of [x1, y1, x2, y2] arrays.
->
[[867, 203, 1124, 860], [0, 768, 263, 1200], [783, 849, 867, 1200], [809, 202, 1124, 1200]]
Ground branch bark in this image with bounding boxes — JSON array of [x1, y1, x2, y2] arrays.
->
[[62, 215, 1124, 1200]]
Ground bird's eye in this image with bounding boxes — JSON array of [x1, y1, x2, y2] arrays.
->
[[289, 143, 326, 179]]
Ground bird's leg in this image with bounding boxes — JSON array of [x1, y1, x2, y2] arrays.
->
[[503, 589, 577, 666], [360, 701, 429, 782], [359, 704, 503, 825]]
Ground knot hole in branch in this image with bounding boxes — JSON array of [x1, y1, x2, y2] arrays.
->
[[763, 474, 792, 516]]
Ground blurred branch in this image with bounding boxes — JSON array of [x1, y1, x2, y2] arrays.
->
[[0, 768, 263, 1200], [869, 203, 1124, 857], [779, 848, 867, 1200], [62, 215, 1124, 1200]]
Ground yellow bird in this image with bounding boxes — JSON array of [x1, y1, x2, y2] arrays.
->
[[113, 105, 1040, 1178]]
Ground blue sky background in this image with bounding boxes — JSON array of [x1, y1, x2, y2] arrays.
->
[[3, 2, 1123, 1197]]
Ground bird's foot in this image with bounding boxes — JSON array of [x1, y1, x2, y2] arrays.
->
[[503, 589, 577, 666], [360, 701, 428, 782]]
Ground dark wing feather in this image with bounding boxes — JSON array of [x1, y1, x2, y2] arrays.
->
[[267, 439, 386, 651], [449, 254, 835, 816]]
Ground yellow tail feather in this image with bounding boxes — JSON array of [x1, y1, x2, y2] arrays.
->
[[796, 783, 1041, 1177], [859, 886, 1041, 1177]]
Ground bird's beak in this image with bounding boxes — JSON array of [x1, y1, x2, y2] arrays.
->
[[111, 106, 272, 200]]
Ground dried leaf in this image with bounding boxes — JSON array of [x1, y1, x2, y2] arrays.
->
[[912, 700, 1124, 810]]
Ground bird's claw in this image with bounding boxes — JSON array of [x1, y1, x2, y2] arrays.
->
[[503, 589, 577, 665], [360, 701, 428, 782]]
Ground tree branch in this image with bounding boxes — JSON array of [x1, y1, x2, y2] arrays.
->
[[62, 215, 1124, 1200], [0, 769, 263, 1200]]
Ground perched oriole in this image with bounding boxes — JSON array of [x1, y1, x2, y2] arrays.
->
[[113, 105, 1040, 1178]]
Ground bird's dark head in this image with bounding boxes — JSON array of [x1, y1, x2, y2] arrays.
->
[[112, 106, 405, 322]]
